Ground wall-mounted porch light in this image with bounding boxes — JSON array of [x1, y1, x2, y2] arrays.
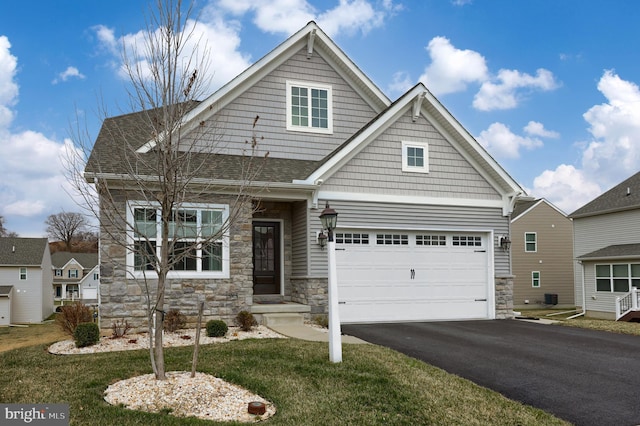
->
[[499, 235, 511, 251]]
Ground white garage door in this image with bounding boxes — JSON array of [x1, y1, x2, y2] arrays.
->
[[335, 231, 491, 323]]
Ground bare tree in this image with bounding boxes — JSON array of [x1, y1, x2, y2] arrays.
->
[[45, 212, 88, 250], [65, 0, 265, 380], [0, 216, 18, 237]]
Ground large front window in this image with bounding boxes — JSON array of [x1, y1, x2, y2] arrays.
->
[[596, 263, 640, 292], [129, 203, 229, 278], [286, 81, 333, 134]]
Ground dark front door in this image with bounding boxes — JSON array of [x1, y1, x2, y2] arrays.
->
[[252, 221, 281, 295]]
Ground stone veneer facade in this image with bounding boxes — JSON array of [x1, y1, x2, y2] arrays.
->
[[494, 275, 515, 319]]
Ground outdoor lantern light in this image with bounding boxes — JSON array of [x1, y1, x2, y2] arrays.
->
[[319, 202, 338, 239], [500, 235, 511, 251], [317, 231, 328, 249], [319, 201, 342, 363]]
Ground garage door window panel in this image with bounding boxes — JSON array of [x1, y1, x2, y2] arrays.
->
[[376, 234, 408, 245], [452, 235, 482, 247], [416, 235, 446, 246], [335, 233, 369, 244]]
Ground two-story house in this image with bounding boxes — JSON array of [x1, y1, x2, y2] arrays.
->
[[570, 171, 640, 320], [85, 22, 526, 329], [51, 252, 99, 305], [0, 237, 54, 324], [511, 199, 574, 309]]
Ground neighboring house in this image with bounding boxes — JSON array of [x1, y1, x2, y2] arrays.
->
[[511, 199, 574, 309], [0, 238, 54, 324], [51, 252, 99, 305], [570, 171, 640, 320], [85, 22, 526, 329]]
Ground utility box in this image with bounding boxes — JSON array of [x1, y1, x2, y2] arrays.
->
[[544, 293, 558, 305]]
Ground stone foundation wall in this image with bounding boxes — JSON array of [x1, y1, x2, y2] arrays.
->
[[98, 192, 254, 331], [495, 275, 514, 319], [290, 277, 327, 319]]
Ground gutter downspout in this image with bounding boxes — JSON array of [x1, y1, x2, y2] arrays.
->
[[567, 260, 585, 320]]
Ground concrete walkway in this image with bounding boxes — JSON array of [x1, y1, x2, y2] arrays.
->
[[267, 324, 368, 344]]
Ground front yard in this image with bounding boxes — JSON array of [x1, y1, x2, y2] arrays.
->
[[519, 308, 640, 335], [0, 321, 567, 425]]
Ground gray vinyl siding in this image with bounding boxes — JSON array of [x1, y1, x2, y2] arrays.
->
[[291, 200, 308, 276], [0, 266, 45, 323], [511, 202, 574, 308], [192, 48, 377, 161], [573, 209, 640, 313], [308, 200, 508, 277], [322, 111, 501, 200]]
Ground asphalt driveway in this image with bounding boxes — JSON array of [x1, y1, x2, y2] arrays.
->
[[342, 320, 640, 426]]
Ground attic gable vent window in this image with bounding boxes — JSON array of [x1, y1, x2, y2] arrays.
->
[[286, 81, 333, 134], [401, 141, 429, 173]]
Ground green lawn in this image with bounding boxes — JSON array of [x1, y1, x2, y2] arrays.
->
[[0, 337, 568, 425], [519, 308, 640, 335]]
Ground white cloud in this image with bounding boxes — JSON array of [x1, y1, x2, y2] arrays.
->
[[52, 66, 86, 84], [530, 165, 601, 214], [477, 122, 543, 159], [418, 36, 488, 96], [530, 71, 640, 214], [0, 36, 18, 128], [473, 68, 558, 111], [214, 0, 400, 37], [524, 121, 559, 138], [0, 37, 81, 236], [388, 71, 413, 94]]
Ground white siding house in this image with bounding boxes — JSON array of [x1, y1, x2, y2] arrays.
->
[[0, 238, 54, 324]]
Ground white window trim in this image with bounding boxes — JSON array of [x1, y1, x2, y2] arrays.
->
[[19, 267, 27, 280], [126, 201, 230, 279], [286, 80, 333, 134], [524, 232, 537, 253], [401, 141, 429, 173], [532, 271, 540, 288]]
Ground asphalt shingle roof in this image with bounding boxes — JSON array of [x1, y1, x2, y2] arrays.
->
[[0, 238, 48, 265], [511, 199, 539, 220], [577, 243, 640, 260], [570, 171, 640, 218], [85, 104, 320, 183], [0, 286, 13, 296], [51, 252, 98, 269]]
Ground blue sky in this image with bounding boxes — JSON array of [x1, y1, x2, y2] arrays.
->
[[2, 0, 640, 237]]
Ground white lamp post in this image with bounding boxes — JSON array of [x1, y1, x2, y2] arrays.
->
[[319, 202, 342, 363]]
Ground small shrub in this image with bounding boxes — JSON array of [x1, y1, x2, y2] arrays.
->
[[313, 315, 329, 328], [111, 319, 132, 339], [164, 309, 186, 333], [74, 322, 100, 348], [206, 320, 228, 337], [235, 310, 258, 332], [56, 302, 93, 336]]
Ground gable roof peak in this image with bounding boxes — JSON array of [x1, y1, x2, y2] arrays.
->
[[570, 170, 640, 218]]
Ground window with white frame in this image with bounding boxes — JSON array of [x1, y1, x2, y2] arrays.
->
[[416, 235, 446, 246], [93, 272, 99, 280], [68, 269, 79, 278], [55, 269, 62, 277], [595, 263, 640, 293], [525, 232, 537, 252], [452, 235, 482, 246], [129, 203, 229, 278], [532, 271, 540, 288], [19, 267, 27, 280], [286, 81, 332, 133], [401, 141, 429, 173], [335, 233, 369, 244]]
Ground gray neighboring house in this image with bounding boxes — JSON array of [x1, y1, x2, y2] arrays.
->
[[86, 21, 525, 329], [570, 171, 640, 320], [511, 198, 574, 309], [0, 238, 54, 324], [52, 252, 99, 305]]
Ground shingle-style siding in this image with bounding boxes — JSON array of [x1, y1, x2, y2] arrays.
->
[[322, 111, 502, 200], [193, 48, 378, 161], [511, 201, 574, 308], [307, 200, 509, 277], [291, 201, 308, 277]]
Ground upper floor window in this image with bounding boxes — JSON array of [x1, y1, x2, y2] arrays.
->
[[93, 272, 99, 280], [68, 269, 79, 278], [525, 232, 537, 252], [401, 141, 429, 173], [54, 269, 62, 277], [128, 202, 229, 279], [19, 267, 27, 280], [286, 81, 333, 134]]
